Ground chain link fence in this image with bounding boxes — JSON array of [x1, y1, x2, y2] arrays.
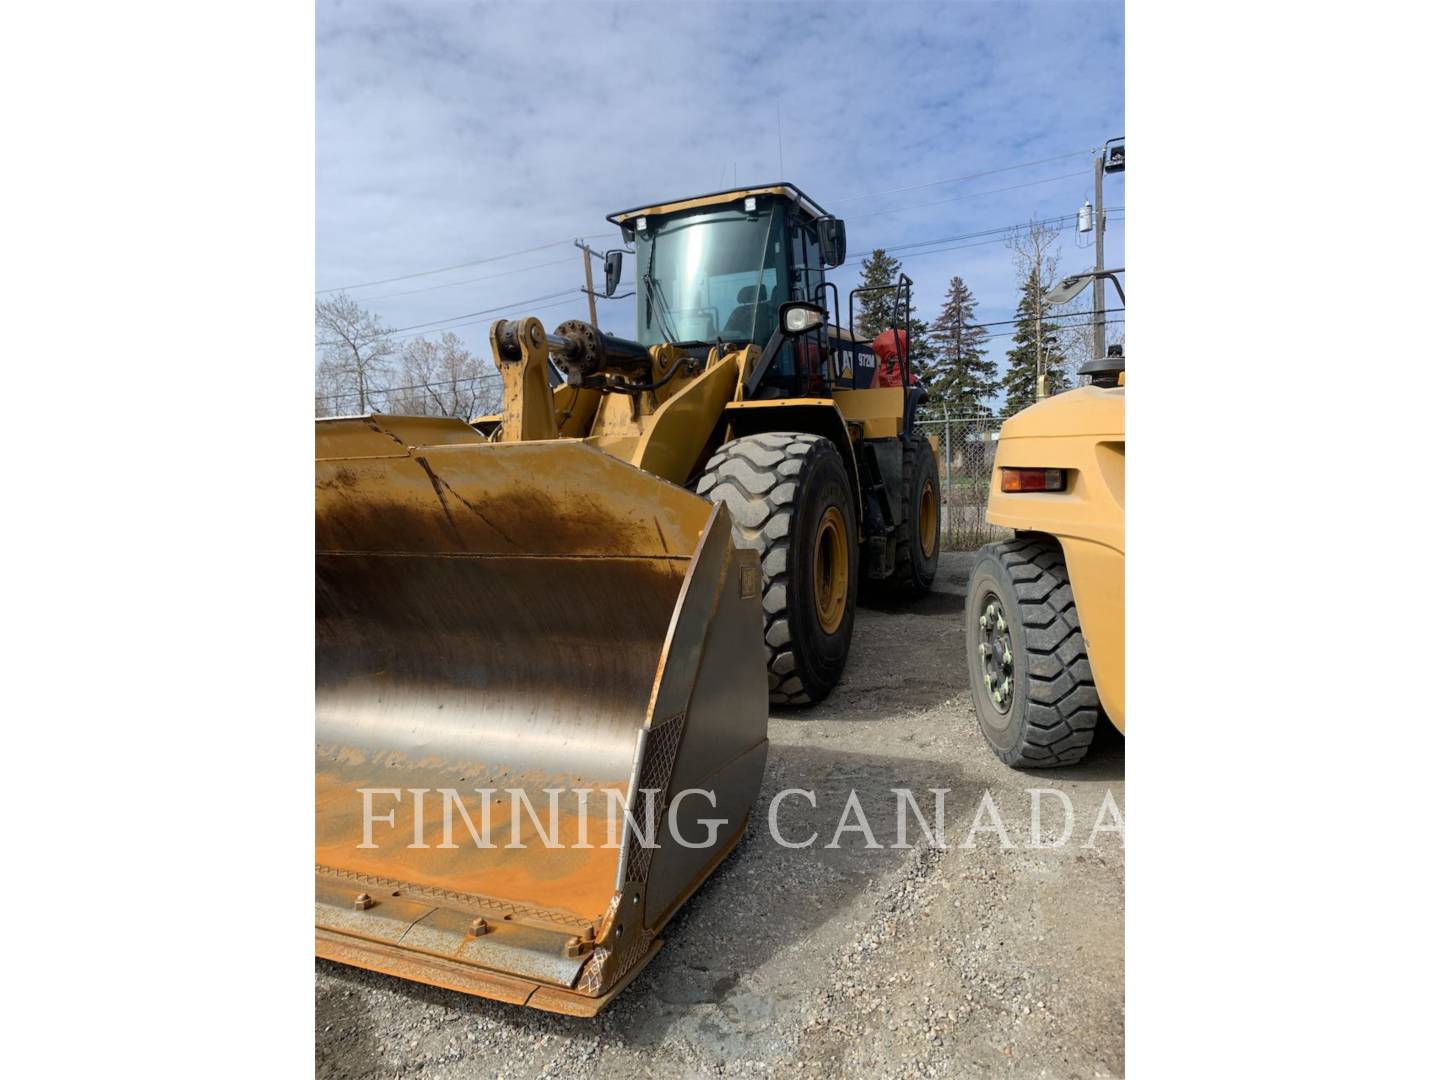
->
[[916, 415, 1009, 551]]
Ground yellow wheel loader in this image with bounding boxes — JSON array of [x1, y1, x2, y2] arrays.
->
[[966, 270, 1125, 767], [316, 184, 941, 1013]]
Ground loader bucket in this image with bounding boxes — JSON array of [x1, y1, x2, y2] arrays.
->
[[315, 415, 768, 1015]]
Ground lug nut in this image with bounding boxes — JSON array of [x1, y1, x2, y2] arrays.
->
[[996, 615, 1007, 633], [984, 673, 993, 689], [353, 893, 374, 911], [978, 643, 991, 658], [469, 917, 490, 937]]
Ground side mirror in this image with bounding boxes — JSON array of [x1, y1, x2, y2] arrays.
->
[[603, 250, 623, 297], [817, 216, 847, 267], [779, 300, 826, 336]]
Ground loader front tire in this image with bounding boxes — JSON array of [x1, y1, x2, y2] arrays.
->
[[966, 535, 1100, 767], [699, 432, 858, 705]]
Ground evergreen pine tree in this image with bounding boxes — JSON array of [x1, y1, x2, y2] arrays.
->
[[1000, 268, 1071, 417], [907, 316, 939, 388], [855, 249, 904, 340], [928, 274, 997, 417], [853, 248, 934, 388]]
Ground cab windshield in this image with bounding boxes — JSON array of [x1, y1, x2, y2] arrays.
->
[[635, 202, 787, 348]]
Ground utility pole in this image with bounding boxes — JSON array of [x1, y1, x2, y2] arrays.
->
[[1035, 285, 1046, 401], [1092, 152, 1105, 364], [1091, 136, 1124, 362], [576, 240, 598, 325]]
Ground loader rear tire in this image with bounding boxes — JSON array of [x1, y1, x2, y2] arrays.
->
[[877, 436, 941, 599], [966, 535, 1099, 767], [699, 432, 858, 705]]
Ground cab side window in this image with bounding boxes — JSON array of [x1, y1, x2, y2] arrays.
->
[[790, 222, 822, 302]]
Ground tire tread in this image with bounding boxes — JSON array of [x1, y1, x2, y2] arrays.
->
[[973, 535, 1100, 766], [698, 432, 843, 705]]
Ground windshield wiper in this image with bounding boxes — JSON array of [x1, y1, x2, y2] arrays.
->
[[643, 237, 680, 345], [642, 272, 678, 345]]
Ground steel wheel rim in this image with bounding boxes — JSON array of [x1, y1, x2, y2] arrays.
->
[[814, 506, 848, 635], [919, 478, 938, 559], [975, 589, 1014, 716]]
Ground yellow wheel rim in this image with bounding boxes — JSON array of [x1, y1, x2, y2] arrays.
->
[[814, 506, 849, 635], [919, 478, 938, 560]]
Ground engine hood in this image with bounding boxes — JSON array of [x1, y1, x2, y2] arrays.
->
[[1000, 384, 1124, 440]]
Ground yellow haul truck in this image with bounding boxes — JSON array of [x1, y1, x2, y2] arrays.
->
[[966, 270, 1125, 767], [316, 184, 941, 1013]]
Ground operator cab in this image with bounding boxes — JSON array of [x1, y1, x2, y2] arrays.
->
[[608, 184, 876, 396]]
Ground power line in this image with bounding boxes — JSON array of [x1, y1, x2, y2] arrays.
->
[[840, 210, 1123, 268], [315, 203, 1125, 351], [316, 233, 613, 295], [916, 308, 1127, 334], [384, 289, 576, 334], [315, 201, 1125, 353], [315, 288, 579, 348], [391, 293, 608, 343], [347, 256, 575, 303], [317, 146, 1107, 296], [361, 206, 1127, 345], [315, 208, 1125, 352], [847, 170, 1094, 221], [830, 148, 1094, 205], [317, 239, 572, 295], [879, 210, 1122, 255], [317, 288, 635, 353], [883, 214, 1071, 253]]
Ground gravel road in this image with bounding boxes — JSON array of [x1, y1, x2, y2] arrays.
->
[[316, 551, 1125, 1078]]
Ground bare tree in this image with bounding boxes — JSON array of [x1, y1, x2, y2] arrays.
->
[[1054, 294, 1126, 382], [1005, 217, 1063, 291], [1003, 218, 1070, 391], [1054, 295, 1096, 379], [383, 332, 499, 418], [315, 293, 397, 416]]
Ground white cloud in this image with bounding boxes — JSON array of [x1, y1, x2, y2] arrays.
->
[[318, 0, 1124, 368]]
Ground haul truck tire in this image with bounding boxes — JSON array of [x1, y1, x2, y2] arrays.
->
[[699, 432, 858, 705], [878, 436, 941, 599], [966, 535, 1099, 767]]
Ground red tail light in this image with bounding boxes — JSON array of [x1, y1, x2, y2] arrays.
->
[[1000, 468, 1065, 493]]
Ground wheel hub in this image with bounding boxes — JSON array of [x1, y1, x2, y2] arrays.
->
[[813, 506, 848, 635], [919, 478, 938, 560], [975, 592, 1013, 712]]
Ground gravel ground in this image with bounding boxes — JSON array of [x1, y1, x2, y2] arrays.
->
[[316, 550, 1125, 1078]]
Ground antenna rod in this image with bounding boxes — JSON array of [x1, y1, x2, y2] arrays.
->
[[776, 104, 784, 178]]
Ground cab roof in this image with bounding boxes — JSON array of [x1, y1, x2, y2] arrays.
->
[[607, 183, 830, 228]]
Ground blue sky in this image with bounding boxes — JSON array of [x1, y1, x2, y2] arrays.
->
[[317, 0, 1124, 380]]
